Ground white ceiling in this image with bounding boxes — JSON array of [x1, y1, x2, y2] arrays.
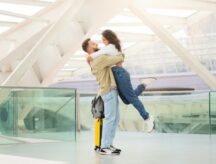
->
[[0, 0, 216, 89]]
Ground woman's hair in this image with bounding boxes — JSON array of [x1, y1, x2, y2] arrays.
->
[[102, 30, 122, 52]]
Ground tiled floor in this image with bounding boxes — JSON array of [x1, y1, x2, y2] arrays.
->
[[0, 131, 215, 164]]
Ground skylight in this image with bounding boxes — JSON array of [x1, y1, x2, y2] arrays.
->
[[100, 26, 154, 34], [146, 8, 197, 18], [91, 34, 102, 41], [0, 3, 45, 34], [108, 15, 142, 24], [40, 0, 56, 2], [0, 27, 10, 33], [0, 14, 24, 23], [0, 3, 44, 16]]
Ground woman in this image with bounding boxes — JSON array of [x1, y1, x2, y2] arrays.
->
[[89, 29, 154, 132]]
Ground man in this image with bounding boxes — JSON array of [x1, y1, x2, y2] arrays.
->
[[82, 38, 123, 155]]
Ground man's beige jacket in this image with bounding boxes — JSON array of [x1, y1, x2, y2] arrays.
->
[[90, 54, 124, 96]]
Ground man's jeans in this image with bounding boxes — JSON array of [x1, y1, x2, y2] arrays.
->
[[112, 67, 149, 120], [101, 89, 119, 148]]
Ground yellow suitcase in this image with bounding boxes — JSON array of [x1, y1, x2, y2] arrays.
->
[[94, 118, 103, 151]]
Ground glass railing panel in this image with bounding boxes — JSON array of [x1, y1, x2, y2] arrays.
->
[[0, 88, 15, 138], [79, 94, 95, 131], [137, 91, 209, 134], [210, 91, 216, 134], [79, 91, 210, 134], [0, 87, 76, 145]]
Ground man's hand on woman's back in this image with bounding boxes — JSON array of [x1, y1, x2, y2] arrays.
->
[[116, 62, 123, 67]]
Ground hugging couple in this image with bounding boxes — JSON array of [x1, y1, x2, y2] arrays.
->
[[82, 29, 154, 155]]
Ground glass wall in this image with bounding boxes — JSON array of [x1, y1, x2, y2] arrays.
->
[[0, 87, 76, 145], [79, 91, 212, 134]]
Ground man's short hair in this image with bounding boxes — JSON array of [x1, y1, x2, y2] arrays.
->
[[82, 38, 90, 52]]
